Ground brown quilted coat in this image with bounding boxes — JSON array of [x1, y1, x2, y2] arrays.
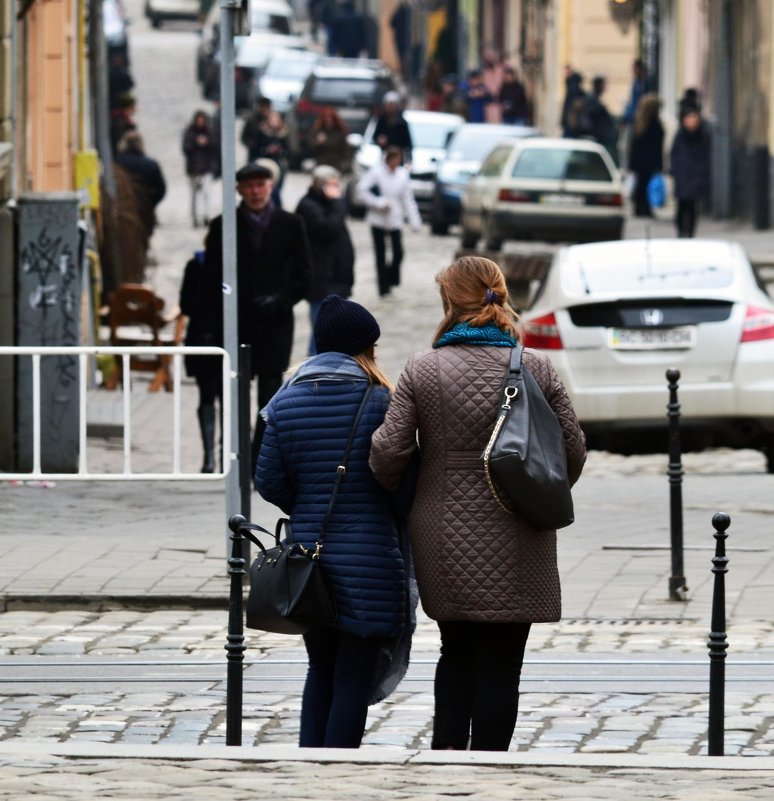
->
[[369, 345, 586, 623]]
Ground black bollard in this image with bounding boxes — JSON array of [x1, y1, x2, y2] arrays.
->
[[225, 513, 248, 746], [666, 369, 688, 600], [708, 511, 730, 756], [238, 345, 252, 525]]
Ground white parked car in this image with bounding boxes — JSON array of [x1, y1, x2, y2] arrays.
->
[[461, 137, 624, 249], [346, 109, 464, 219], [521, 239, 774, 469]]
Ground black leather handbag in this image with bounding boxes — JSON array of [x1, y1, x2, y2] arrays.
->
[[242, 384, 373, 634], [481, 345, 574, 530]]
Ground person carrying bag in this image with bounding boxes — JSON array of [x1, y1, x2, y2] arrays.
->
[[370, 256, 586, 752], [254, 295, 409, 749]]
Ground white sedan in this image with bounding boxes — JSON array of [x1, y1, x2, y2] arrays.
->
[[520, 239, 774, 470], [461, 137, 625, 249]]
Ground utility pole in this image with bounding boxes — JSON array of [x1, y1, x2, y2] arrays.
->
[[219, 0, 250, 540]]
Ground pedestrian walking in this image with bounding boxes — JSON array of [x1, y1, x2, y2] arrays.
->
[[357, 146, 421, 297], [254, 295, 408, 749], [560, 68, 586, 138], [439, 74, 467, 118], [242, 109, 289, 208], [499, 65, 529, 125], [670, 104, 711, 237], [461, 68, 492, 123], [178, 248, 221, 473], [240, 96, 273, 160], [328, 0, 366, 58], [311, 106, 352, 174], [115, 130, 166, 245], [370, 255, 586, 752], [622, 58, 654, 128], [295, 166, 355, 355], [109, 92, 138, 155], [181, 109, 219, 227], [586, 75, 619, 164], [628, 93, 665, 218], [372, 91, 413, 165], [201, 162, 311, 464]]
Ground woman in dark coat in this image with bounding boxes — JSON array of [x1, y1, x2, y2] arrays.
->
[[295, 165, 355, 355], [370, 256, 586, 752], [181, 109, 219, 227], [255, 295, 406, 748], [670, 105, 711, 237], [628, 93, 665, 217]]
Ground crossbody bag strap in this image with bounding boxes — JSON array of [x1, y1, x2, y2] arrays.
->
[[482, 344, 525, 515], [319, 383, 374, 543]]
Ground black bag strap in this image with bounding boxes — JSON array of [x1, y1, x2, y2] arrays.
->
[[320, 383, 373, 542], [235, 384, 373, 556]]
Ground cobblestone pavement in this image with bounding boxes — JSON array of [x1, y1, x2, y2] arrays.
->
[[0, 610, 773, 757]]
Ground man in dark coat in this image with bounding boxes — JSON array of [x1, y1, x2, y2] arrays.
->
[[295, 165, 355, 355], [373, 91, 413, 164], [586, 76, 618, 164], [115, 130, 166, 241], [202, 162, 312, 462]]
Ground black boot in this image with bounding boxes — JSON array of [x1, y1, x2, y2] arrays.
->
[[198, 405, 217, 473]]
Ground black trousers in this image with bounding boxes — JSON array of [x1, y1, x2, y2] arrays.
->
[[371, 226, 403, 296], [251, 372, 283, 469], [300, 627, 385, 748], [676, 199, 698, 237], [432, 620, 531, 751]]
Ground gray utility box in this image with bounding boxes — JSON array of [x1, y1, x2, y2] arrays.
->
[[16, 193, 82, 473]]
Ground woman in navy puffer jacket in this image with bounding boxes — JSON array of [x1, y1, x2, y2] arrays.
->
[[255, 295, 406, 748]]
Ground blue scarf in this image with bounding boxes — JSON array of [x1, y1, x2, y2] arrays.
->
[[434, 322, 517, 348]]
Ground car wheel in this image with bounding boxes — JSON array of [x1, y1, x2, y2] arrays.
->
[[764, 438, 774, 474], [460, 227, 479, 250], [482, 215, 503, 251], [430, 218, 449, 236]]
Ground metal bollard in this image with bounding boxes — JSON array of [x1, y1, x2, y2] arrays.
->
[[708, 511, 730, 756], [225, 513, 247, 746], [666, 369, 688, 600]]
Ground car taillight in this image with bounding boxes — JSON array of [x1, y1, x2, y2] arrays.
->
[[498, 188, 531, 203], [740, 306, 774, 342], [591, 193, 623, 206], [296, 98, 323, 115], [522, 313, 563, 349]]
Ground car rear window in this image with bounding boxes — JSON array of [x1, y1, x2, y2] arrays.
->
[[409, 120, 460, 148], [309, 77, 387, 104], [513, 149, 612, 182], [565, 261, 736, 295], [448, 129, 516, 161], [251, 12, 292, 35]]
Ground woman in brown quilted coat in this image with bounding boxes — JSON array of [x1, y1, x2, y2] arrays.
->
[[369, 255, 586, 751]]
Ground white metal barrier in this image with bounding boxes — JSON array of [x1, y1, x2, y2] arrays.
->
[[0, 346, 231, 480]]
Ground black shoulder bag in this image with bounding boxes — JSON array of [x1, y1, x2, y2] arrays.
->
[[481, 344, 574, 530], [240, 384, 373, 634]]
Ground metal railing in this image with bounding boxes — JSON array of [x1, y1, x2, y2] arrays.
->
[[0, 345, 231, 480]]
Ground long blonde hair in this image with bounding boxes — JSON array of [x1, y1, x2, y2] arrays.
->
[[433, 256, 520, 344], [633, 92, 662, 137], [354, 345, 394, 391]]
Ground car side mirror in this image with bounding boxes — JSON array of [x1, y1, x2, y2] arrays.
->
[[347, 133, 363, 149]]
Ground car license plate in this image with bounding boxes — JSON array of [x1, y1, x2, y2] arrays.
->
[[540, 193, 584, 205], [608, 327, 697, 350]]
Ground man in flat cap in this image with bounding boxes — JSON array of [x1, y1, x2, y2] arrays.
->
[[199, 160, 311, 465]]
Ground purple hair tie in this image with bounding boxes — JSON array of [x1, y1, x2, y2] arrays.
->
[[485, 288, 499, 305]]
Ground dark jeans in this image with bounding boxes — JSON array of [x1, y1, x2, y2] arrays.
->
[[300, 627, 385, 748], [676, 198, 698, 237], [633, 171, 654, 217], [251, 372, 283, 469], [371, 226, 403, 296], [432, 620, 531, 751]]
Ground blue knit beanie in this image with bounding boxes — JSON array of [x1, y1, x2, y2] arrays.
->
[[314, 295, 381, 356]]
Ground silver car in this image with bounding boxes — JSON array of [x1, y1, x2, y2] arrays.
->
[[521, 239, 774, 468]]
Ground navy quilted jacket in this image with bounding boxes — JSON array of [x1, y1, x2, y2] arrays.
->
[[255, 353, 405, 638]]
